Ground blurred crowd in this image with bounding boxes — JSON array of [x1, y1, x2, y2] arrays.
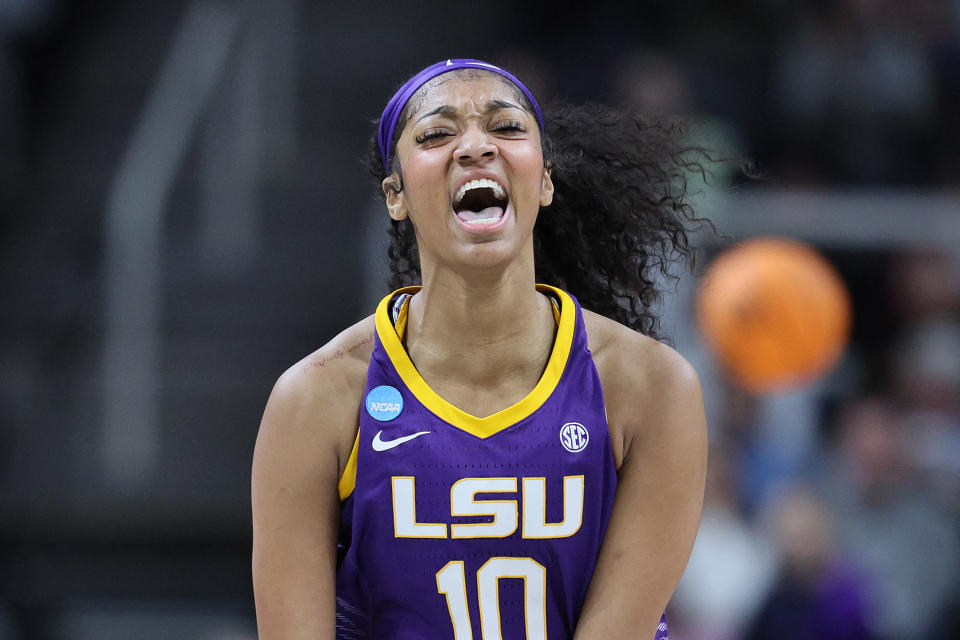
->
[[565, 5, 960, 635], [509, 0, 960, 189], [670, 245, 960, 640], [597, 4, 960, 640]]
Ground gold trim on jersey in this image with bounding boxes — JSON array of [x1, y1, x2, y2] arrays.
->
[[374, 284, 575, 439], [338, 426, 362, 501]]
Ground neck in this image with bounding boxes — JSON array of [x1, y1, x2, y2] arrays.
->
[[404, 256, 555, 388]]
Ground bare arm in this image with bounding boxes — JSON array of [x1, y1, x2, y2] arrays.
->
[[575, 336, 708, 640], [251, 322, 373, 639]]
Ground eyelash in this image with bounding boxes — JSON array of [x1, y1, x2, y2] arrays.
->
[[414, 121, 526, 144], [493, 120, 524, 133], [415, 129, 451, 143]]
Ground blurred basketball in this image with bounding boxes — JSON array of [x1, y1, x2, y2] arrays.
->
[[696, 237, 852, 393]]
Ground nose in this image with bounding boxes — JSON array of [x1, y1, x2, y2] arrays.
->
[[454, 125, 497, 164]]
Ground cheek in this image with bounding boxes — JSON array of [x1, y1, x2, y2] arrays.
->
[[400, 154, 451, 210], [508, 146, 546, 198]]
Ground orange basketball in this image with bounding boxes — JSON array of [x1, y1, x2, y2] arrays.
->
[[695, 237, 852, 393]]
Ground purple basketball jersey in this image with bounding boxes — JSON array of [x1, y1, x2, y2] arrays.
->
[[335, 285, 669, 640]]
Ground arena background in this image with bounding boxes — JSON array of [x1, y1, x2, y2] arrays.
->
[[1, 0, 959, 638]]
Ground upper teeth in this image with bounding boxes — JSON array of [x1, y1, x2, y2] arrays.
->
[[455, 178, 505, 205]]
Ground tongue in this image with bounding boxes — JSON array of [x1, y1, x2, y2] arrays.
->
[[456, 206, 504, 223]]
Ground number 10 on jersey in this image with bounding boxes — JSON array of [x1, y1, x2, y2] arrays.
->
[[437, 557, 547, 640]]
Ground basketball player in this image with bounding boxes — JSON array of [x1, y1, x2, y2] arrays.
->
[[252, 59, 708, 640]]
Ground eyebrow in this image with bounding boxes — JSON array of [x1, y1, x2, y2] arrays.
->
[[415, 100, 524, 123]]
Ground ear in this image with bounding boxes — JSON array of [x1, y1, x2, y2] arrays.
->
[[539, 163, 554, 207], [382, 174, 408, 221]]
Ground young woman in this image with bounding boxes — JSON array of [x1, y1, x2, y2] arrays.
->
[[252, 59, 708, 640]]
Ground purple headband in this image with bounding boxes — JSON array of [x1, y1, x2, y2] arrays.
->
[[378, 58, 544, 173]]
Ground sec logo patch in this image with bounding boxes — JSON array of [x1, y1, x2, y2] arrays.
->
[[560, 422, 589, 453]]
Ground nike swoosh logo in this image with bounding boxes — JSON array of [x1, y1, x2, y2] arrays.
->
[[372, 430, 431, 452]]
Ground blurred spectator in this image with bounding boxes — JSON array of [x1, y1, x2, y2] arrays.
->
[[672, 443, 776, 640], [744, 485, 874, 640], [886, 248, 960, 325], [714, 383, 821, 519], [611, 48, 745, 193], [886, 247, 960, 513], [769, 0, 940, 184], [612, 50, 695, 115], [894, 321, 960, 513], [820, 396, 960, 640]]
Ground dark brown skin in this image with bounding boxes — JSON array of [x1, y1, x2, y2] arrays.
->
[[251, 74, 707, 640]]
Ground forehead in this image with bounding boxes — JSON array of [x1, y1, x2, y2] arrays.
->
[[401, 70, 526, 121]]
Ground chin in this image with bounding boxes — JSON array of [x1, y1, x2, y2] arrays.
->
[[448, 237, 533, 275]]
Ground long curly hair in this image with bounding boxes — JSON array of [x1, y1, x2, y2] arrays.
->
[[365, 73, 718, 339]]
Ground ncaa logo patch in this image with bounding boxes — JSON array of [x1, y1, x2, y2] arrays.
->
[[366, 385, 403, 422], [560, 422, 589, 453]]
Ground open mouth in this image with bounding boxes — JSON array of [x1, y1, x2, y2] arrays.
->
[[452, 178, 509, 227]]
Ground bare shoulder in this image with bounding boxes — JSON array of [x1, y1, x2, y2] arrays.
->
[[251, 316, 376, 638], [257, 314, 376, 476], [582, 308, 700, 399], [279, 314, 377, 402], [582, 308, 704, 467]]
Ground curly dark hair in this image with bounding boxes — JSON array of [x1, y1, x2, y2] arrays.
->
[[365, 73, 719, 340]]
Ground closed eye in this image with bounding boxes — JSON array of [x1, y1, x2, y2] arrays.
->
[[415, 120, 525, 144], [415, 128, 453, 143], [493, 120, 525, 133]]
